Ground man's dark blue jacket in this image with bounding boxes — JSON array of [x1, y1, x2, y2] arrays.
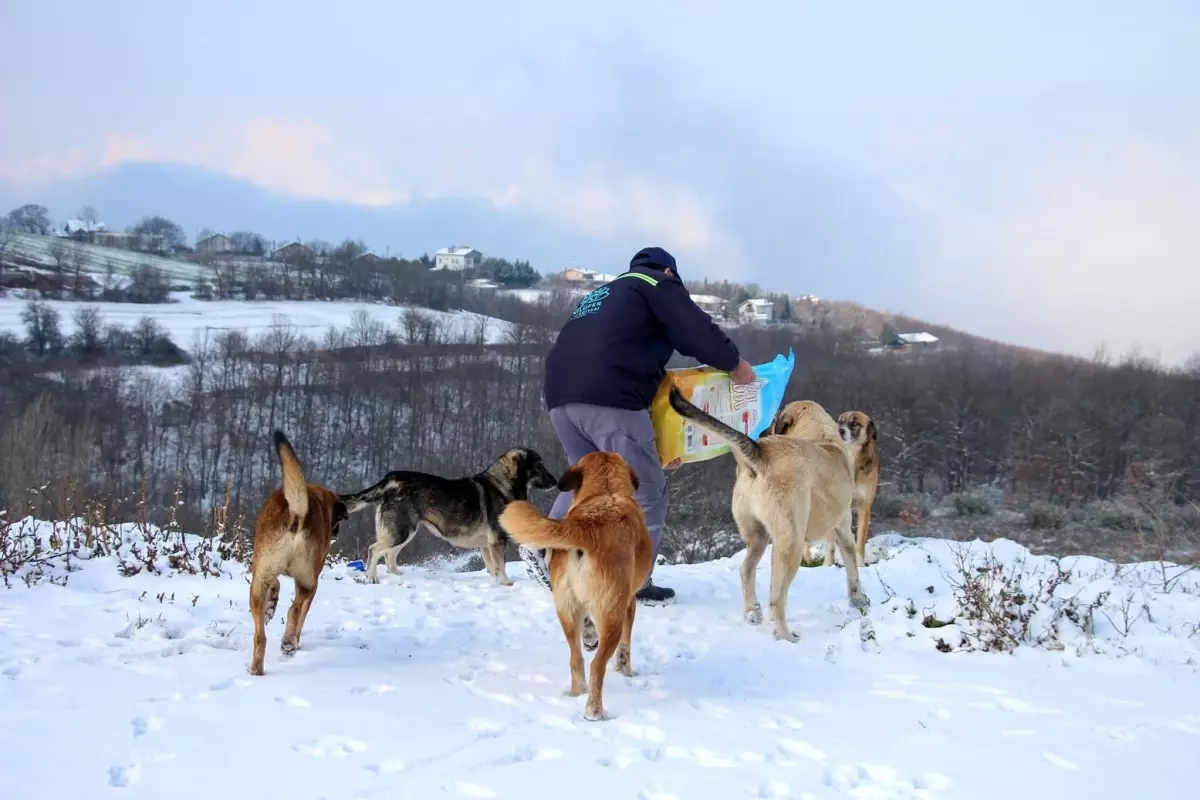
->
[[544, 248, 741, 411]]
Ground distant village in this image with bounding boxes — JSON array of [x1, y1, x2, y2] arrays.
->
[[7, 216, 940, 355]]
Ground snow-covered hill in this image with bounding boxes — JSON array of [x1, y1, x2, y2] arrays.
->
[[0, 293, 516, 352], [1, 522, 1197, 799]]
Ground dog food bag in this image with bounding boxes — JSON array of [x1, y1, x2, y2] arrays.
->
[[650, 349, 795, 469]]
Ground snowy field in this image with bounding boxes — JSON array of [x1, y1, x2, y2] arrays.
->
[[2, 526, 1198, 799], [0, 293, 516, 351], [7, 233, 208, 282]]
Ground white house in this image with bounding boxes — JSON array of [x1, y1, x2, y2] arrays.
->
[[61, 219, 107, 237], [896, 332, 940, 346], [435, 245, 483, 271], [738, 298, 776, 325], [690, 293, 726, 318]]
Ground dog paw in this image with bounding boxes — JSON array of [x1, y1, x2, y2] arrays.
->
[[745, 604, 764, 625], [774, 628, 801, 643], [248, 664, 265, 676], [565, 686, 587, 698], [618, 667, 639, 678], [497, 577, 514, 587], [583, 705, 611, 722], [849, 591, 871, 611], [281, 640, 298, 656]]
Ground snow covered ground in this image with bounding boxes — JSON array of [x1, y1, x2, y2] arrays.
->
[[7, 233, 207, 282], [1, 527, 1198, 799], [0, 294, 516, 351]]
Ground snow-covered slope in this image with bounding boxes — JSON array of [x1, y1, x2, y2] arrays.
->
[[0, 294, 516, 351], [1, 525, 1197, 799]]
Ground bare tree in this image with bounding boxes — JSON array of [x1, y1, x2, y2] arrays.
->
[[20, 300, 64, 356], [70, 307, 105, 358], [6, 204, 52, 235]]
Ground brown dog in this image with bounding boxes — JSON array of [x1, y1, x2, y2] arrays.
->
[[499, 452, 653, 721], [248, 430, 347, 676], [829, 411, 880, 567]]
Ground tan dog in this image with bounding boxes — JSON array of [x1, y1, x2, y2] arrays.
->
[[670, 389, 869, 642], [499, 451, 653, 721], [830, 411, 880, 567], [248, 431, 347, 676]]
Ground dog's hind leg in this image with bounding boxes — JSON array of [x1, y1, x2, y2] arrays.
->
[[248, 572, 279, 676], [833, 517, 870, 611], [282, 580, 317, 656], [734, 507, 769, 625], [615, 596, 637, 678], [556, 599, 587, 699], [768, 537, 804, 643], [585, 606, 624, 721]]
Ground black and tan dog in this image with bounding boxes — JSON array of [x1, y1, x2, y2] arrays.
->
[[340, 449, 557, 585], [499, 451, 653, 721], [248, 431, 347, 676], [670, 389, 870, 642]]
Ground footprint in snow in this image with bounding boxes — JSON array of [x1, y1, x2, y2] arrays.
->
[[131, 716, 163, 736], [108, 762, 141, 788], [276, 695, 310, 708]]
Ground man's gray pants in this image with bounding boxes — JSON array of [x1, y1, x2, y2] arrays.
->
[[548, 403, 667, 587]]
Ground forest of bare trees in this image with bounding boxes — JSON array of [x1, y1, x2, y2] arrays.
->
[[1, 290, 1197, 567]]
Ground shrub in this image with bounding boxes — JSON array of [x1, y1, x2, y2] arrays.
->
[[952, 491, 993, 517], [1026, 502, 1069, 530], [1084, 500, 1149, 532], [874, 494, 906, 519]]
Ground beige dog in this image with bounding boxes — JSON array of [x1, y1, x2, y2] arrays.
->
[[670, 390, 869, 642]]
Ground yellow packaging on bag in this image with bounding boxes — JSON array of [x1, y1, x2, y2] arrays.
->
[[649, 350, 796, 469]]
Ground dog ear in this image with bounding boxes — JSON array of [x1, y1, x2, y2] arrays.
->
[[557, 466, 583, 494], [867, 420, 878, 441], [628, 466, 640, 492]]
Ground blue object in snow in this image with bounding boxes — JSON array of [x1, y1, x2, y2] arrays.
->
[[347, 560, 365, 571]]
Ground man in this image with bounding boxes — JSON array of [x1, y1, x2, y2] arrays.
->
[[520, 246, 756, 606]]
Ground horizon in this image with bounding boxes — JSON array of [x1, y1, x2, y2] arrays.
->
[[2, 1, 1197, 363]]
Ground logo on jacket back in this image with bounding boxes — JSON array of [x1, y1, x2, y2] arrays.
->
[[570, 286, 610, 320]]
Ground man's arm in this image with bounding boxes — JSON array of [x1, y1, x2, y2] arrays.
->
[[645, 281, 742, 372]]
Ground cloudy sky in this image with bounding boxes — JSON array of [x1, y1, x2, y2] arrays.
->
[[2, 1, 1197, 363]]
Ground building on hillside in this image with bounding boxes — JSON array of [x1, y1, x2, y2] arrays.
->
[[689, 293, 726, 318], [272, 241, 315, 262], [874, 331, 941, 355], [561, 267, 619, 284], [62, 219, 108, 239], [738, 298, 776, 325], [796, 294, 820, 305], [196, 233, 235, 254], [434, 245, 483, 271], [353, 251, 381, 266]]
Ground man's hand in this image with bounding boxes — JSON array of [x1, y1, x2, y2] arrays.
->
[[730, 359, 756, 385]]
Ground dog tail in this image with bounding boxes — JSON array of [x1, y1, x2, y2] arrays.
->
[[667, 386, 767, 474], [274, 430, 308, 519], [337, 475, 395, 515], [499, 501, 600, 552]]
